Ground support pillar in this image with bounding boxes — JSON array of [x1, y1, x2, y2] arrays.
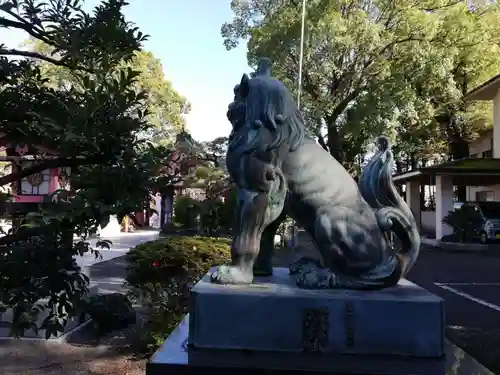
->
[[405, 181, 421, 230], [435, 175, 454, 240], [493, 89, 500, 158]]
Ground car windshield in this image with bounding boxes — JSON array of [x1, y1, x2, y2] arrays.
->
[[476, 203, 500, 219]]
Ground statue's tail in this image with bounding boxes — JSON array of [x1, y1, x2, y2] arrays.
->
[[358, 137, 420, 278]]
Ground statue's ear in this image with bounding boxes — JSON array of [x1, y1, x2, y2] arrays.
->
[[239, 74, 250, 98]]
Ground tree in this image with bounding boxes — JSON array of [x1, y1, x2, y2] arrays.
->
[[221, 0, 500, 175], [178, 137, 232, 236], [201, 136, 229, 167], [0, 0, 184, 337], [394, 4, 500, 165], [25, 39, 189, 146]]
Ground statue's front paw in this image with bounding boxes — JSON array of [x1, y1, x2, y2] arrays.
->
[[210, 265, 254, 285]]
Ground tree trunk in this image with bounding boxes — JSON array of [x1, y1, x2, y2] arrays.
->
[[326, 122, 344, 163]]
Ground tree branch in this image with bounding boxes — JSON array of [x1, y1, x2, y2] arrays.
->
[[0, 156, 103, 187], [0, 48, 72, 68], [0, 16, 53, 47], [328, 87, 364, 123], [0, 225, 45, 246]]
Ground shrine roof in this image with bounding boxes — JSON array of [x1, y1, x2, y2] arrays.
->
[[465, 73, 500, 101], [392, 157, 500, 185]]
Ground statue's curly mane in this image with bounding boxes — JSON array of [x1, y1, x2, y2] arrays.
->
[[242, 76, 307, 153]]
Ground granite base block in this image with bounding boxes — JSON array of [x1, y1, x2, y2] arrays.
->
[[188, 267, 444, 358], [147, 315, 494, 375]]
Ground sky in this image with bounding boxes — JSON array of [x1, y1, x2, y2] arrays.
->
[[0, 0, 251, 142]]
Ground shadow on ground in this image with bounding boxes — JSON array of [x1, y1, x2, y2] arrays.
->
[[0, 337, 146, 375]]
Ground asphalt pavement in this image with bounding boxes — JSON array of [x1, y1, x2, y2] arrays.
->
[[82, 230, 160, 295], [407, 247, 500, 330]]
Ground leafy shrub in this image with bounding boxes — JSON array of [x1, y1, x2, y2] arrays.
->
[[125, 236, 230, 354], [173, 196, 201, 229], [126, 236, 231, 286], [199, 187, 238, 235], [200, 198, 225, 236], [85, 293, 136, 334], [443, 209, 470, 242], [219, 187, 237, 233]]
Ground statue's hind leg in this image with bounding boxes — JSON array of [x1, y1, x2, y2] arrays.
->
[[290, 209, 344, 289]]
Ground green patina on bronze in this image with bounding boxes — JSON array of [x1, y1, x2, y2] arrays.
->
[[210, 58, 420, 290]]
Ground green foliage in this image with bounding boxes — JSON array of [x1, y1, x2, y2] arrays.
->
[[173, 195, 201, 229], [0, 0, 189, 337], [222, 0, 500, 173], [26, 39, 190, 146], [200, 136, 229, 167], [199, 198, 225, 235], [125, 51, 189, 145], [0, 227, 90, 338], [182, 162, 236, 235], [218, 186, 238, 233], [125, 236, 231, 287], [185, 166, 228, 195], [125, 236, 230, 354], [85, 293, 136, 335], [442, 208, 483, 243], [199, 187, 238, 235]]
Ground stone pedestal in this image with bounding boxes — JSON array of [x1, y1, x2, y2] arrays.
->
[[189, 267, 444, 358], [148, 316, 493, 375], [146, 268, 493, 375]]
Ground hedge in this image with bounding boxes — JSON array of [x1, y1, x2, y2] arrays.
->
[[125, 235, 231, 354], [125, 236, 231, 286]]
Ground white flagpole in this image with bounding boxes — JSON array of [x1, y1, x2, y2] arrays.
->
[[291, 0, 307, 249], [297, 0, 307, 110]]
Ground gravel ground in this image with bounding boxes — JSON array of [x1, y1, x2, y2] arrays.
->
[[0, 339, 146, 375]]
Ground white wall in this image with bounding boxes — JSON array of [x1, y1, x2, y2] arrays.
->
[[469, 131, 493, 156], [466, 129, 497, 202], [421, 211, 436, 235], [467, 184, 500, 201]]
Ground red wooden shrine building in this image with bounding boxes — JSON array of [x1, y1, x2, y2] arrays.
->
[[0, 133, 70, 203]]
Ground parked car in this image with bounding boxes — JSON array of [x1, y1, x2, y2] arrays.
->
[[448, 202, 500, 244]]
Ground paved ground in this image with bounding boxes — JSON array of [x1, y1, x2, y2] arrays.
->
[[81, 230, 160, 295], [406, 248, 500, 372], [407, 249, 500, 330], [75, 230, 160, 268]]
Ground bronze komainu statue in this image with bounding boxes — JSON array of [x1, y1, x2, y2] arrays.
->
[[211, 58, 420, 290]]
